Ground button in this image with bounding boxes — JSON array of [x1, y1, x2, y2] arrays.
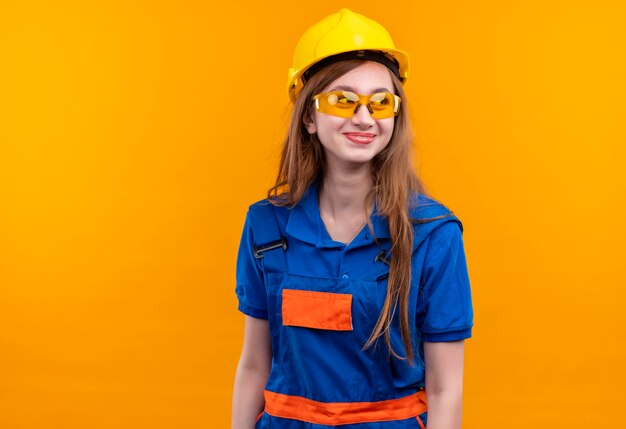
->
[[342, 274, 349, 279]]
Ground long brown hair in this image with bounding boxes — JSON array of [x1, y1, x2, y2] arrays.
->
[[268, 59, 448, 365]]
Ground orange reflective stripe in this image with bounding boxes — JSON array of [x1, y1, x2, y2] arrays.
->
[[416, 414, 426, 429], [282, 289, 352, 331], [264, 389, 427, 426]]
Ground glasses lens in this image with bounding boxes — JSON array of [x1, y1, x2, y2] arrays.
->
[[335, 91, 359, 107], [369, 93, 397, 119], [316, 91, 358, 118]]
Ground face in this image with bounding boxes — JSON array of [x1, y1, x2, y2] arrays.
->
[[305, 61, 396, 171]]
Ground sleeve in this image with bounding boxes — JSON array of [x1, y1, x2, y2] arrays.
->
[[416, 220, 474, 342], [234, 209, 269, 319]]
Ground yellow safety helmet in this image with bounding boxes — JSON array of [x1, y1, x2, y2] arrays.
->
[[287, 8, 410, 103]]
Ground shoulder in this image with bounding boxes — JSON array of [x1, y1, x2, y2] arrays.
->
[[423, 218, 464, 254], [246, 196, 293, 227], [248, 197, 293, 214], [248, 197, 272, 211], [408, 193, 464, 250], [409, 192, 456, 221]]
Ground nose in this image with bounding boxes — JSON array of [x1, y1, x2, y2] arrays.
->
[[351, 102, 375, 128]]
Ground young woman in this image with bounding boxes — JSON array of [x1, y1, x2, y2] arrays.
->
[[232, 9, 474, 429]]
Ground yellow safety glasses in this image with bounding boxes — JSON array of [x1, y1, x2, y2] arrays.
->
[[312, 90, 401, 119]]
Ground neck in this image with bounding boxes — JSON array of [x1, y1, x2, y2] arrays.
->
[[318, 165, 373, 218]]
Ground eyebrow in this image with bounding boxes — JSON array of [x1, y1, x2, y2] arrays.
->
[[329, 85, 392, 94]]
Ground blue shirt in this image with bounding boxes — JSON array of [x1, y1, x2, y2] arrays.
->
[[235, 180, 473, 425]]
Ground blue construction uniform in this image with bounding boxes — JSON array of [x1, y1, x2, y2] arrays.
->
[[235, 179, 474, 428]]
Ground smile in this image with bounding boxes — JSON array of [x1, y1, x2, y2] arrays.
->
[[343, 132, 376, 144]]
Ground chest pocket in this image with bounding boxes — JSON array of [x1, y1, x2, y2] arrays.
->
[[282, 289, 353, 331]]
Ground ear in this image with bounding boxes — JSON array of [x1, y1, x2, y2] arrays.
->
[[304, 117, 316, 135]]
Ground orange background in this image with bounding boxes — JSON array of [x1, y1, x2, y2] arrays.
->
[[1, 1, 625, 428]]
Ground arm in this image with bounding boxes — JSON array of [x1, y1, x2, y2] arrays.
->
[[423, 340, 466, 429], [417, 220, 473, 428], [231, 316, 272, 429]]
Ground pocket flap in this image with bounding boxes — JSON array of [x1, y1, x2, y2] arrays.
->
[[282, 289, 353, 331]]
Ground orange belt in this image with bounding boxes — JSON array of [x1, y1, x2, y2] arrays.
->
[[263, 389, 427, 426]]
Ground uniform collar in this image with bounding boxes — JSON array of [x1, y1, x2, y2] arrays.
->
[[285, 179, 391, 249]]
